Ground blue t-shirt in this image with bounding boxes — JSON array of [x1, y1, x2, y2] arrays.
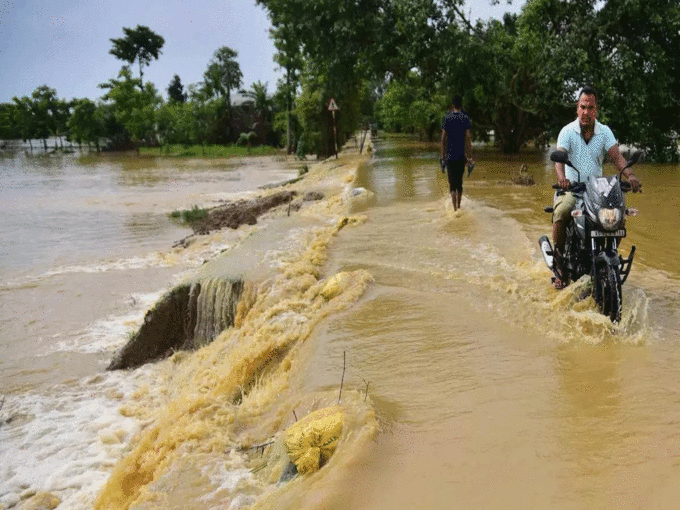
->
[[441, 110, 471, 161]]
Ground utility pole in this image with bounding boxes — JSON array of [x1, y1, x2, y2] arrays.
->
[[328, 98, 339, 159]]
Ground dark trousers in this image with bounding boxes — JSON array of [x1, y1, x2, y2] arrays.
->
[[446, 159, 465, 193]]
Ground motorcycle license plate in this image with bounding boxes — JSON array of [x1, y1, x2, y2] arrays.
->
[[591, 229, 626, 238]]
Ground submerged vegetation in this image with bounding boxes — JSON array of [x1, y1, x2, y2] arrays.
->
[[141, 144, 282, 158], [169, 205, 208, 224], [1, 1, 679, 161]]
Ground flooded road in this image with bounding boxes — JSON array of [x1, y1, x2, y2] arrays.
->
[[2, 138, 679, 509], [303, 137, 680, 509]]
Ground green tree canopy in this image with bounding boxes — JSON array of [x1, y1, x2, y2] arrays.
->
[[595, 0, 680, 161], [99, 67, 163, 149], [109, 25, 165, 89], [10, 96, 35, 147], [68, 98, 106, 151], [0, 103, 19, 141], [257, 0, 394, 156], [30, 85, 59, 148], [203, 47, 243, 107], [376, 72, 446, 140], [167, 74, 186, 103], [270, 22, 304, 152], [242, 81, 273, 123]]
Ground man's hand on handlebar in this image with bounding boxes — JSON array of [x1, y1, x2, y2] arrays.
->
[[628, 174, 642, 193]]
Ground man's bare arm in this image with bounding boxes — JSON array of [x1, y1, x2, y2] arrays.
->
[[465, 129, 473, 163], [608, 144, 628, 173], [555, 145, 569, 188], [440, 129, 447, 161], [608, 144, 641, 192]]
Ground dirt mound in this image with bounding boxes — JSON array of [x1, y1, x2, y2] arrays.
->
[[193, 190, 298, 234]]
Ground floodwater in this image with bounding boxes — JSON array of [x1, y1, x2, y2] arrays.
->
[[0, 149, 300, 509], [1, 138, 679, 510], [310, 139, 680, 509]]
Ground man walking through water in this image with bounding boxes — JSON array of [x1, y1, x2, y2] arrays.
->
[[552, 85, 642, 289], [440, 95, 474, 211]]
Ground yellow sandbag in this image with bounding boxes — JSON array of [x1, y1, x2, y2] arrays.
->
[[284, 406, 344, 474], [295, 446, 321, 474], [320, 272, 352, 300]]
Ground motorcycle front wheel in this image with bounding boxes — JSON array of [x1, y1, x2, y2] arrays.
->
[[595, 263, 622, 323]]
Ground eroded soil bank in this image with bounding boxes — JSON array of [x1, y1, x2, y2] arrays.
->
[[95, 141, 378, 510]]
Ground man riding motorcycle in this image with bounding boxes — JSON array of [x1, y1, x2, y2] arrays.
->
[[552, 86, 642, 289]]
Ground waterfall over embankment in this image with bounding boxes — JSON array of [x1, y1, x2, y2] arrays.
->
[[106, 197, 336, 371], [107, 278, 244, 370], [93, 146, 380, 510]]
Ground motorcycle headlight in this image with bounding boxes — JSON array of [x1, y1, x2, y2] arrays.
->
[[597, 208, 622, 231]]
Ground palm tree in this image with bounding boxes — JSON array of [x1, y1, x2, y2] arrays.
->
[[241, 81, 273, 123]]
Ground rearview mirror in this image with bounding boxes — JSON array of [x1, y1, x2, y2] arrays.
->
[[550, 150, 569, 164], [628, 150, 643, 166]]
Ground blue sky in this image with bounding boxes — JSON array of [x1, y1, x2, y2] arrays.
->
[[0, 0, 522, 104]]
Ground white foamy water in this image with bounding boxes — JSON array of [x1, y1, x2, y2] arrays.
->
[[51, 291, 163, 355], [0, 370, 152, 509]]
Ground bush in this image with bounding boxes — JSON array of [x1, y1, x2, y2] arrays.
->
[[237, 131, 257, 146], [170, 205, 208, 224]]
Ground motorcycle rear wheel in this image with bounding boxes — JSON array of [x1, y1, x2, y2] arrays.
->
[[595, 263, 622, 323]]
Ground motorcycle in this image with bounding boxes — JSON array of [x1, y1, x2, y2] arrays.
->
[[538, 149, 641, 322]]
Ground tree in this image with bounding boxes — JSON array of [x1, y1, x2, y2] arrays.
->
[[242, 81, 273, 122], [0, 102, 21, 142], [255, 0, 680, 157], [375, 77, 417, 133], [241, 81, 278, 146], [9, 87, 71, 150], [203, 46, 243, 107], [375, 71, 445, 140], [167, 74, 186, 103], [272, 78, 301, 150], [11, 96, 35, 149], [27, 85, 66, 151], [99, 67, 163, 149], [498, 0, 680, 160], [257, 0, 391, 157], [428, 0, 598, 152], [596, 0, 680, 162], [109, 25, 165, 89], [268, 20, 304, 153], [68, 98, 105, 151], [371, 0, 442, 85]]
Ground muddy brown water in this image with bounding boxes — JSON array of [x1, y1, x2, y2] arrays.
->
[[300, 139, 680, 509], [1, 140, 679, 509]]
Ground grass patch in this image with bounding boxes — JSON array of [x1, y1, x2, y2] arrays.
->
[[170, 205, 209, 224], [141, 144, 284, 158]]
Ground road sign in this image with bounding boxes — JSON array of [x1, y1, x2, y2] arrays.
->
[[328, 98, 339, 111]]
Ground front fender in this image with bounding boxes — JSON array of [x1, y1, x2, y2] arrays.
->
[[594, 250, 619, 269]]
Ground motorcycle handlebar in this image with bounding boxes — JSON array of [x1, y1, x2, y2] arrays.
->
[[552, 183, 586, 193], [552, 181, 632, 192]]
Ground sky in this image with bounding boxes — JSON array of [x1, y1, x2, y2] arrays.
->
[[0, 0, 523, 105]]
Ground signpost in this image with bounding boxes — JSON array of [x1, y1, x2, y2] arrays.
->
[[328, 98, 339, 158]]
